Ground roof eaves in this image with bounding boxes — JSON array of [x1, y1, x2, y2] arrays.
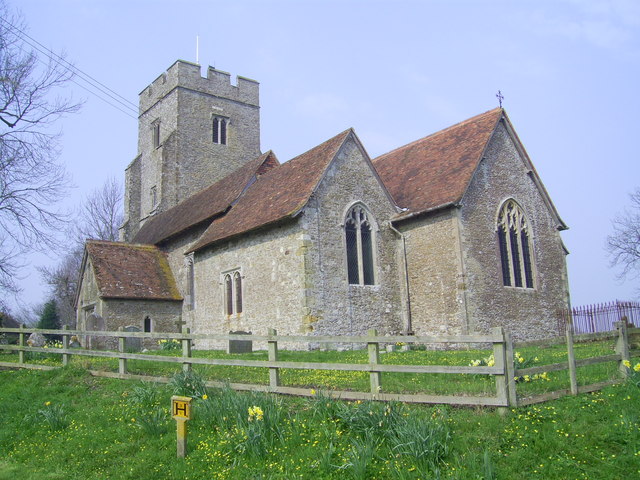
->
[[391, 202, 458, 223], [187, 215, 298, 254]]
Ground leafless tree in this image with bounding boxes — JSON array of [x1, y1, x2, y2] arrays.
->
[[0, 1, 81, 296], [76, 176, 123, 243], [607, 187, 640, 285], [40, 178, 123, 326]]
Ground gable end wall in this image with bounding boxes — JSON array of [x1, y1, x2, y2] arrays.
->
[[459, 121, 569, 340], [300, 137, 403, 338]]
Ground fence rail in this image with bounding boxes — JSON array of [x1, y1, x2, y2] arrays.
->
[[1, 321, 638, 408]]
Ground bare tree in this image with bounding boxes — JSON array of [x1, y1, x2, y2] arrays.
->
[[607, 187, 640, 284], [40, 178, 123, 326], [76, 176, 123, 243], [0, 1, 80, 296]]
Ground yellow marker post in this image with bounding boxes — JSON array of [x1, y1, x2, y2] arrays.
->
[[171, 395, 192, 458]]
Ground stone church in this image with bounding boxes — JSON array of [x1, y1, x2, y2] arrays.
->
[[74, 60, 570, 347]]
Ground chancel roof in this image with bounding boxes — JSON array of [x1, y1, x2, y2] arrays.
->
[[373, 108, 503, 216], [85, 241, 182, 301]]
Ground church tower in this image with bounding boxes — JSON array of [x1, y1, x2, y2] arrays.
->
[[121, 60, 261, 241]]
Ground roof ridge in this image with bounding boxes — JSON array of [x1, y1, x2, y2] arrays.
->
[[373, 108, 502, 162]]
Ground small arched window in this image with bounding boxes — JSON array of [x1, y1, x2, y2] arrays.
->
[[497, 200, 534, 288], [143, 316, 152, 333], [345, 204, 376, 285], [223, 270, 243, 315], [213, 117, 227, 145]]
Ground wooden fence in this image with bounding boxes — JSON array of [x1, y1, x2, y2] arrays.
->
[[1, 321, 638, 408]]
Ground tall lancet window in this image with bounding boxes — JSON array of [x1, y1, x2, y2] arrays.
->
[[345, 204, 376, 285], [497, 200, 535, 288]]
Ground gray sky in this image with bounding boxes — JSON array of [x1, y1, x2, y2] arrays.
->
[[7, 0, 640, 313]]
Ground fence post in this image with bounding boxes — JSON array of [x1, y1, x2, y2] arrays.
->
[[18, 324, 26, 364], [118, 326, 127, 375], [268, 328, 280, 390], [367, 329, 381, 396], [492, 327, 508, 408], [181, 326, 192, 373], [615, 318, 630, 378], [62, 325, 70, 366], [503, 331, 517, 407], [565, 316, 578, 395]]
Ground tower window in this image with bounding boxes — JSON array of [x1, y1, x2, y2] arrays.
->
[[152, 121, 161, 148], [213, 116, 228, 145], [497, 199, 535, 288], [345, 204, 377, 286], [150, 186, 157, 209]]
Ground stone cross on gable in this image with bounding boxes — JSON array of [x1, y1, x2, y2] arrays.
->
[[496, 90, 504, 108]]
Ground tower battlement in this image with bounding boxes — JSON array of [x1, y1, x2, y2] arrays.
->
[[139, 60, 259, 114]]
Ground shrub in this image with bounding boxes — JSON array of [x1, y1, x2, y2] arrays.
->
[[169, 370, 207, 398], [37, 401, 69, 431], [158, 339, 181, 351], [126, 382, 168, 436]]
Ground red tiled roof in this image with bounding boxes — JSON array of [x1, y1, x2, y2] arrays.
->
[[190, 129, 353, 252], [133, 151, 279, 245], [85, 241, 182, 301], [373, 108, 503, 215]]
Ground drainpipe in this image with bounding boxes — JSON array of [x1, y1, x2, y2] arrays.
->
[[389, 223, 413, 335]]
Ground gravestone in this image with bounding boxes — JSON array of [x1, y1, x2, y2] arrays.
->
[[227, 330, 252, 354], [27, 332, 46, 347], [124, 325, 142, 352]]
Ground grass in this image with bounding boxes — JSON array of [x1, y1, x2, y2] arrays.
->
[[0, 364, 639, 479]]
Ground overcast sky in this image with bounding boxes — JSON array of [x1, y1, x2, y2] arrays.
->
[[5, 0, 640, 314]]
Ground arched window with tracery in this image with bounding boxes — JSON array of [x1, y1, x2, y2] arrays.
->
[[345, 204, 376, 285], [497, 200, 534, 288]]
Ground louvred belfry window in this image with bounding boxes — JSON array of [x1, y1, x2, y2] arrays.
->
[[345, 205, 376, 286], [497, 200, 535, 288]]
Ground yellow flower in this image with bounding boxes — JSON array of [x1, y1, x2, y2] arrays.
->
[[248, 406, 264, 422], [623, 360, 631, 369], [310, 389, 316, 396], [202, 394, 208, 400], [634, 363, 640, 372], [44, 401, 51, 406]]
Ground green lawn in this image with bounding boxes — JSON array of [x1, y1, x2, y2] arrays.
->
[[1, 355, 639, 479]]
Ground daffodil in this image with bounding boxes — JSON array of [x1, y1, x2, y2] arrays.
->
[[623, 360, 631, 368]]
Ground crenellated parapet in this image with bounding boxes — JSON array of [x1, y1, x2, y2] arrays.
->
[[139, 60, 259, 114]]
